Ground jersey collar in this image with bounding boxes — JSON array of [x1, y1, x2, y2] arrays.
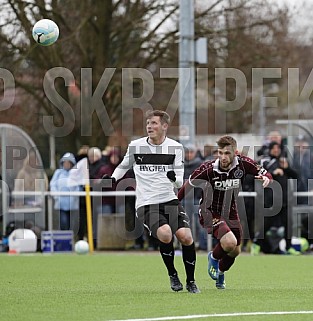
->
[[213, 156, 239, 174], [146, 136, 167, 146]]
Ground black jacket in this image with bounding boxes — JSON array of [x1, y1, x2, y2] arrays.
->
[[261, 156, 297, 206]]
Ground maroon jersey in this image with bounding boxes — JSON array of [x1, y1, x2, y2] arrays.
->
[[178, 155, 272, 226]]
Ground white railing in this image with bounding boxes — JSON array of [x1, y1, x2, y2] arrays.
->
[[7, 189, 313, 249], [7, 190, 255, 237], [9, 190, 136, 232]]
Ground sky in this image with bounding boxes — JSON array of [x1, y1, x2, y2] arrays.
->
[[286, 0, 313, 44]]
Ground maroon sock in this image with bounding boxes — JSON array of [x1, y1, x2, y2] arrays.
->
[[212, 242, 228, 260], [219, 255, 235, 272]]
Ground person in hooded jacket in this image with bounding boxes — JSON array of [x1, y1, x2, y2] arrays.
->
[[50, 153, 80, 230]]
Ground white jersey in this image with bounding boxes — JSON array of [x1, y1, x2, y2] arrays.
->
[[112, 137, 184, 209]]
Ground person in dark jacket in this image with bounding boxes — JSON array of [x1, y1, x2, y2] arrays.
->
[[293, 137, 313, 245], [183, 144, 206, 250], [257, 130, 287, 159], [252, 141, 299, 255], [98, 149, 123, 214]]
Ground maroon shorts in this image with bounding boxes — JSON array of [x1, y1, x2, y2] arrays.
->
[[199, 206, 242, 245], [212, 220, 242, 246]]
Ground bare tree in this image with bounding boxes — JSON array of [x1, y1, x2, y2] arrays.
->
[[0, 0, 179, 157], [0, 0, 310, 161], [192, 0, 301, 134]]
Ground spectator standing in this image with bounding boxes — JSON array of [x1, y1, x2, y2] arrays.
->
[[99, 149, 123, 214], [293, 137, 313, 203], [101, 145, 113, 165], [252, 141, 299, 255], [50, 153, 79, 230], [87, 147, 108, 247], [257, 130, 287, 159], [88, 147, 107, 181], [76, 145, 89, 162], [293, 136, 313, 245]]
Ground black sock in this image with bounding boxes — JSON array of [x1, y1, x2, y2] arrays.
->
[[182, 242, 196, 283], [219, 255, 235, 272], [159, 241, 177, 276]]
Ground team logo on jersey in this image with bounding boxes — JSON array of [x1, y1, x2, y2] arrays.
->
[[139, 165, 166, 172], [134, 153, 175, 165], [234, 168, 243, 178], [214, 179, 240, 190]]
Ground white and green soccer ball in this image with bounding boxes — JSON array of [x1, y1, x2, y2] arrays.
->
[[32, 19, 59, 46], [74, 240, 89, 255]]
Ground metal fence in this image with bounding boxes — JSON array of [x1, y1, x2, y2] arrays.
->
[[5, 187, 313, 247]]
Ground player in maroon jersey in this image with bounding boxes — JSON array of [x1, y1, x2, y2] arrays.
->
[[178, 135, 272, 289]]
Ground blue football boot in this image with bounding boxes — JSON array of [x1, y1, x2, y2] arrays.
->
[[216, 272, 226, 289], [208, 251, 218, 280]]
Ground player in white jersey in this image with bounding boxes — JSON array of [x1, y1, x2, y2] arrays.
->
[[110, 110, 200, 293]]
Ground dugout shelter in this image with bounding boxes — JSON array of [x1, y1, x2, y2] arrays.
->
[[0, 124, 47, 236]]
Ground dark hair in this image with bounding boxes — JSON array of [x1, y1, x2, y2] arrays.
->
[[269, 141, 280, 151], [145, 110, 170, 125], [216, 135, 237, 149]]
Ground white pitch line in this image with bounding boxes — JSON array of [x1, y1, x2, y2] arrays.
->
[[109, 310, 313, 321]]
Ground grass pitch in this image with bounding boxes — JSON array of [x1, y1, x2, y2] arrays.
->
[[0, 251, 313, 321]]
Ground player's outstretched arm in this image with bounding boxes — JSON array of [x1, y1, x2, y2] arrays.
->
[[254, 175, 272, 188]]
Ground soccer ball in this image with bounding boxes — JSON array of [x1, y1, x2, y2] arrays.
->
[[74, 240, 89, 255], [32, 19, 59, 46]]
